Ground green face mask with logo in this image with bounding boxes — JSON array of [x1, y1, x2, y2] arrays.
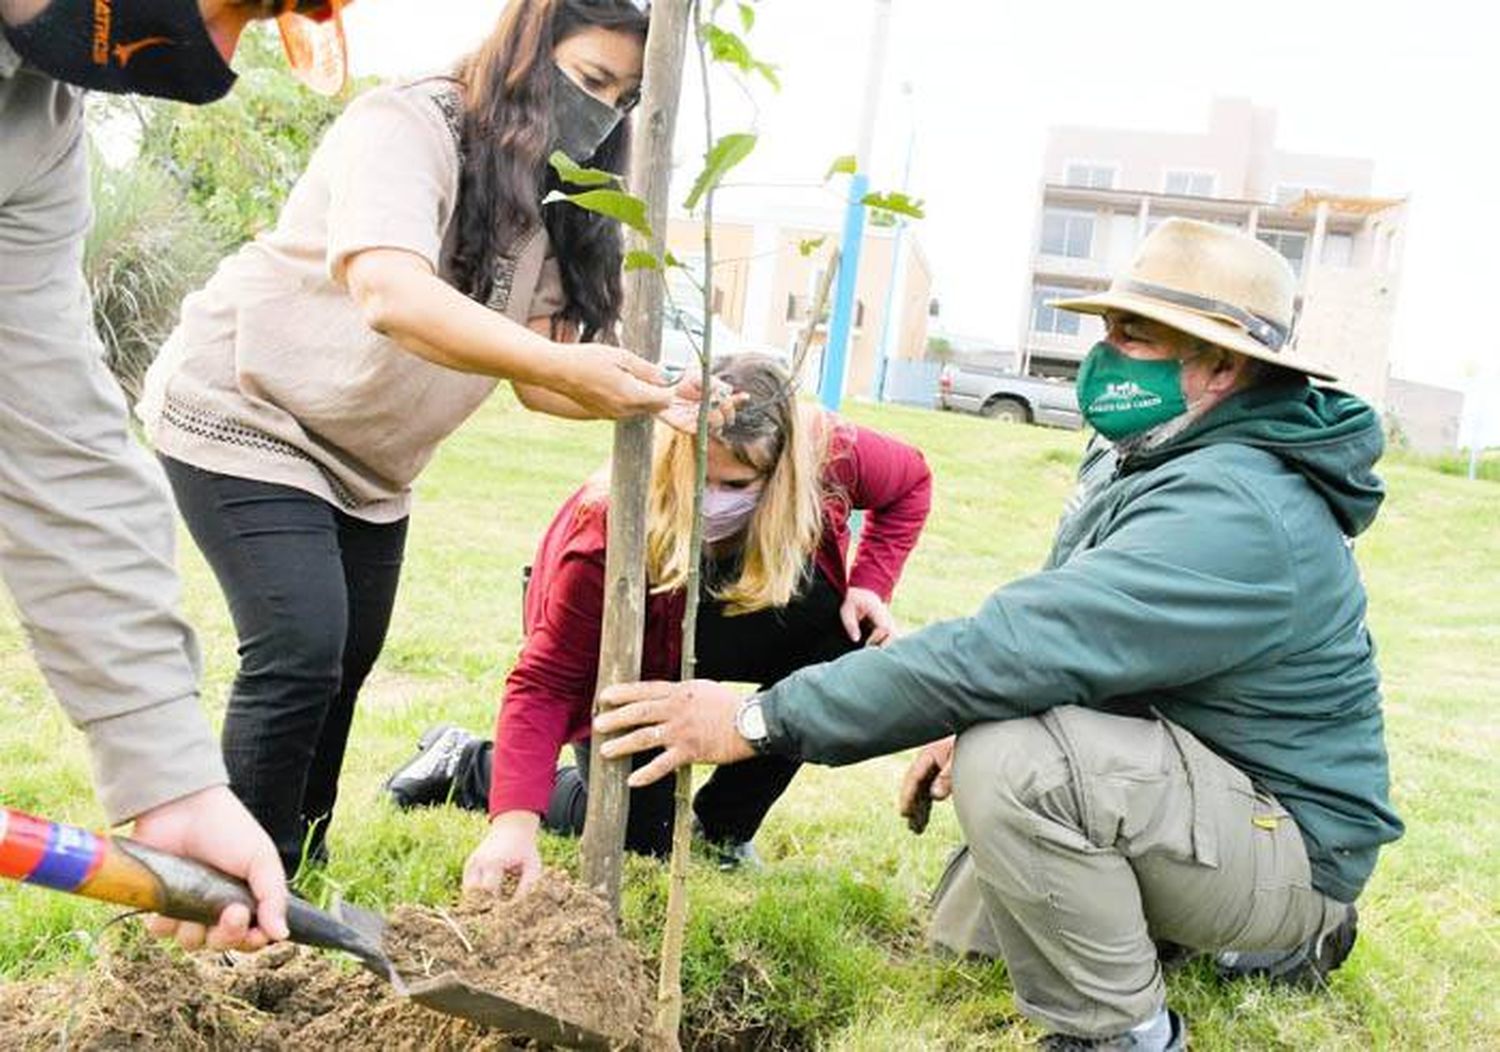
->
[[1075, 341, 1189, 441]]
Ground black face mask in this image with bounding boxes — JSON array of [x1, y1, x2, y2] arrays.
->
[[551, 62, 622, 164], [2, 0, 237, 104]]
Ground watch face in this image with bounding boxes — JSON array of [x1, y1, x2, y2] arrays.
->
[[737, 699, 768, 742]]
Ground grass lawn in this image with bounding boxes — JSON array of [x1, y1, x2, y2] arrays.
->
[[1, 393, 1496, 1049]]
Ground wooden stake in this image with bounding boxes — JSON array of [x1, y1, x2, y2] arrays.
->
[[579, 0, 694, 913]]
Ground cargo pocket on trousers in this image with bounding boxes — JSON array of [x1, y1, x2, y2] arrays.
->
[[1160, 720, 1248, 870], [1247, 790, 1313, 893]]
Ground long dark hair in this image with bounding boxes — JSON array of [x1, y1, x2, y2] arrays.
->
[[451, 0, 648, 340]]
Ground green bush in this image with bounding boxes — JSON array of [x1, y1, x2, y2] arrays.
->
[[82, 25, 367, 397], [132, 26, 353, 246], [83, 155, 221, 403]]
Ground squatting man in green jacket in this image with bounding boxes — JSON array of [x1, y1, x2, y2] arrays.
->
[[597, 217, 1404, 1051]]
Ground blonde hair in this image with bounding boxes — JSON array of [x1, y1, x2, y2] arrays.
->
[[645, 354, 829, 614]]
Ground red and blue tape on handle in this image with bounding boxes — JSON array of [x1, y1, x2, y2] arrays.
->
[[0, 806, 107, 894], [2, 805, 391, 972]]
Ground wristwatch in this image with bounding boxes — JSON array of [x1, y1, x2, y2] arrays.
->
[[734, 696, 772, 755]]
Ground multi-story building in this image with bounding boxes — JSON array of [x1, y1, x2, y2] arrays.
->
[[1021, 98, 1406, 408], [665, 208, 933, 402]]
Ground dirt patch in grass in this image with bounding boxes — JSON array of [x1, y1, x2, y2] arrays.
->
[[0, 870, 654, 1050], [0, 939, 523, 1050], [385, 869, 655, 1045]]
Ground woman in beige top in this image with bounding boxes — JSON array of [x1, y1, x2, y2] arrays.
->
[[138, 0, 667, 877]]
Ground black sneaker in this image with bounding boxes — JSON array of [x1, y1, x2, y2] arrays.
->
[[1214, 903, 1358, 989], [381, 724, 477, 809], [1040, 1009, 1186, 1051]]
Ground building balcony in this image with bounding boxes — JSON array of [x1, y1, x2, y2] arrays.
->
[[1027, 329, 1092, 359], [1031, 253, 1110, 281]]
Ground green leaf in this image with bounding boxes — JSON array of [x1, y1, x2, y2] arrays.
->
[[702, 24, 753, 71], [825, 154, 857, 180], [738, 2, 755, 32], [683, 132, 758, 211], [664, 251, 685, 268], [702, 25, 779, 89], [547, 150, 619, 188], [624, 249, 661, 271], [798, 235, 828, 257], [860, 190, 926, 219], [542, 188, 652, 237]]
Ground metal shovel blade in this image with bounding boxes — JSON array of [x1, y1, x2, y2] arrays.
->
[[404, 973, 623, 1050], [332, 899, 627, 1050]]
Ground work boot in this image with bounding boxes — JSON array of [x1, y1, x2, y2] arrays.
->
[[690, 817, 765, 872], [711, 838, 764, 872], [1154, 939, 1197, 973], [1040, 1009, 1186, 1051], [381, 724, 478, 809], [1215, 902, 1358, 989]]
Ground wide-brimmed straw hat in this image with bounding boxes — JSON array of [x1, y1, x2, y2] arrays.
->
[[1051, 217, 1335, 381]]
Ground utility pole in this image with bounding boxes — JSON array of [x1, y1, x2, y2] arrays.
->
[[874, 81, 915, 402], [819, 0, 891, 410]]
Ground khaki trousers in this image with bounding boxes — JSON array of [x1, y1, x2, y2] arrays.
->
[[936, 706, 1343, 1038], [1, 68, 223, 821]]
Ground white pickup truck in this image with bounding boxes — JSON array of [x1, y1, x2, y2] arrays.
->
[[937, 363, 1083, 430]]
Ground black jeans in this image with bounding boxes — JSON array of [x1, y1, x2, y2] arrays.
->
[[161, 457, 407, 875], [451, 566, 861, 857]]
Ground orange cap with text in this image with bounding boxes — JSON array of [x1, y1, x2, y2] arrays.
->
[[276, 0, 351, 96]]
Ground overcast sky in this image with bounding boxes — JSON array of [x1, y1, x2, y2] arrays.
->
[[341, 0, 1499, 437]]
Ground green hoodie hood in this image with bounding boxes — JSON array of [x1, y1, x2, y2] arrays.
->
[[1131, 382, 1386, 537]]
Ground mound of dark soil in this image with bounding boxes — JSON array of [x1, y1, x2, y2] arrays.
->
[[0, 869, 655, 1050], [0, 940, 523, 1051], [385, 869, 654, 1045]]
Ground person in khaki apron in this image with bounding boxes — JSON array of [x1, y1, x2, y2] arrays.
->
[[0, 0, 375, 954], [136, 0, 683, 883], [593, 219, 1403, 1051]]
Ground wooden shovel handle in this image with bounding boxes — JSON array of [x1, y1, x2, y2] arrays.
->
[[2, 806, 388, 966], [1, 805, 254, 922]]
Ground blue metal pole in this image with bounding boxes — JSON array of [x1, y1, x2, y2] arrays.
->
[[820, 171, 869, 410]]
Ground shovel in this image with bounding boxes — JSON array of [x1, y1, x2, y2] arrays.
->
[[0, 806, 627, 1050]]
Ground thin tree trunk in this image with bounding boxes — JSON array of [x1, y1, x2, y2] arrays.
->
[[579, 0, 693, 914], [654, 2, 714, 1042]]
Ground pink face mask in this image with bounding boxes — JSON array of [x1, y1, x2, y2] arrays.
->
[[701, 485, 762, 543]]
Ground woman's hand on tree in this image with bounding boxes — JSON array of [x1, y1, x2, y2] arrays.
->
[[554, 342, 675, 419], [656, 372, 743, 435], [463, 811, 543, 897], [840, 586, 896, 646]]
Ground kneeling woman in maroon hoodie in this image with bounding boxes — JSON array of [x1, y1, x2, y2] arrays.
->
[[385, 353, 931, 891]]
